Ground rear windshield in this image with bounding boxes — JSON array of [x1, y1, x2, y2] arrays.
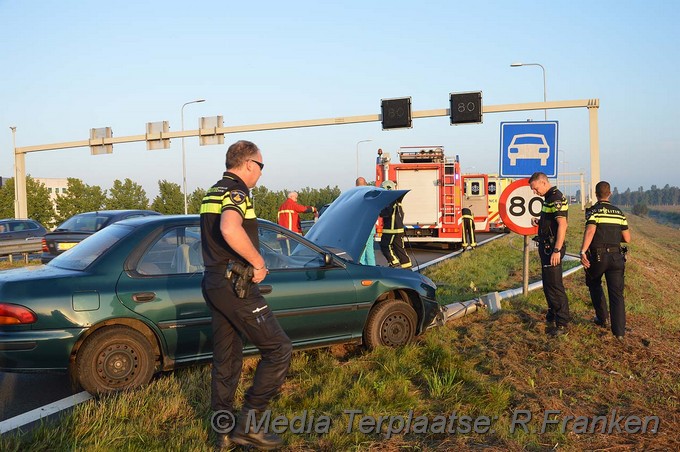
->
[[48, 224, 134, 270], [56, 213, 113, 232]]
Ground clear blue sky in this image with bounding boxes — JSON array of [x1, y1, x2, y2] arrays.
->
[[2, 0, 678, 199]]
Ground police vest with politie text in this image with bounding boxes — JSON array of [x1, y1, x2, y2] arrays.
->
[[535, 186, 569, 252], [584, 200, 628, 255]]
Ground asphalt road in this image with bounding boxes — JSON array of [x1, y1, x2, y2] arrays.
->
[[0, 235, 497, 425], [0, 372, 76, 422]]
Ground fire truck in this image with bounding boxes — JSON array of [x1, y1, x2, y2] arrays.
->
[[375, 146, 493, 247]]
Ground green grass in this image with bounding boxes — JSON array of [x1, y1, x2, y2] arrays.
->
[[2, 208, 679, 450]]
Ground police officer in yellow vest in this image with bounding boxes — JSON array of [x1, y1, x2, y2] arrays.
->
[[200, 140, 292, 449], [529, 172, 570, 337], [579, 181, 631, 340]]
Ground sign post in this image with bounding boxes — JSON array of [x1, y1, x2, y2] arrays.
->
[[499, 178, 543, 295]]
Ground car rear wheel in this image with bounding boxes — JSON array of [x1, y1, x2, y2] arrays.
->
[[76, 326, 155, 395], [363, 300, 417, 349]]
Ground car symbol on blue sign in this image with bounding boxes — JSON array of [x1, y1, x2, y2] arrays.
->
[[499, 121, 558, 178]]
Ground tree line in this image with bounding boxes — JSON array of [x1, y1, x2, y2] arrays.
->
[[609, 184, 680, 207], [0, 177, 341, 229]]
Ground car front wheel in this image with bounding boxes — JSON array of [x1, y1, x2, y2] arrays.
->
[[76, 326, 156, 395], [363, 300, 417, 349]]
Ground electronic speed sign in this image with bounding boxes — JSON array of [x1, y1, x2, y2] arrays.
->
[[498, 178, 543, 235], [450, 91, 482, 124]]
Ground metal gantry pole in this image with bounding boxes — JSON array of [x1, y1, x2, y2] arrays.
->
[[12, 98, 600, 223]]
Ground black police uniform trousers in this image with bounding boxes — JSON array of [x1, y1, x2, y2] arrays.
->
[[538, 246, 570, 327], [585, 249, 626, 337], [202, 271, 292, 413]]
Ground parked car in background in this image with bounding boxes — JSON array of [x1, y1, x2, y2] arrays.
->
[[0, 219, 47, 242], [0, 187, 440, 394], [41, 210, 160, 263]]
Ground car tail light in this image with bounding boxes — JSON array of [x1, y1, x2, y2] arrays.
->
[[0, 303, 37, 325], [41, 238, 48, 252]]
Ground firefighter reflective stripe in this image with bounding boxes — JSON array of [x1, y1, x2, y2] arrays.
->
[[462, 207, 476, 248], [382, 228, 405, 234], [383, 234, 401, 266], [381, 201, 405, 230], [278, 209, 295, 229]]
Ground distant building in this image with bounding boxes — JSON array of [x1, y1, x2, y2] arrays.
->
[[34, 178, 69, 203]]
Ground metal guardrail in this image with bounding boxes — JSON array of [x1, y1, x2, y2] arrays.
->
[[0, 239, 42, 263]]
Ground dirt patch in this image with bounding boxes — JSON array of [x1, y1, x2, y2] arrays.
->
[[435, 296, 680, 450]]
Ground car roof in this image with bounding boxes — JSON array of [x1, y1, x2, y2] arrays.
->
[[71, 210, 160, 216], [116, 215, 281, 227], [0, 218, 42, 222]]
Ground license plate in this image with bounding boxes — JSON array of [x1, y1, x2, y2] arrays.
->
[[57, 242, 78, 251]]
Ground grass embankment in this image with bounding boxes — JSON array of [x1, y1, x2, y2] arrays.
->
[[2, 207, 679, 451]]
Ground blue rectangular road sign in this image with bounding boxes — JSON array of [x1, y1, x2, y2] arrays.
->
[[499, 121, 559, 178]]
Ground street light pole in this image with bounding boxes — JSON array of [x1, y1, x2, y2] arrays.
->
[[511, 62, 548, 296], [355, 139, 372, 179], [181, 99, 205, 215], [510, 62, 547, 120], [10, 126, 19, 217]]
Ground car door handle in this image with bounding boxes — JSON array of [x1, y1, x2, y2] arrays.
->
[[258, 285, 272, 294], [132, 292, 157, 303]]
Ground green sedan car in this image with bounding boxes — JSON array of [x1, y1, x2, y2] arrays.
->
[[0, 187, 441, 394]]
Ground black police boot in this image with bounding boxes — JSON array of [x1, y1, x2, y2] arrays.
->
[[545, 309, 555, 325], [230, 407, 283, 450], [549, 325, 568, 337], [592, 316, 608, 328]]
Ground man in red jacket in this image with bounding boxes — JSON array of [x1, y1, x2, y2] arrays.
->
[[277, 191, 316, 234]]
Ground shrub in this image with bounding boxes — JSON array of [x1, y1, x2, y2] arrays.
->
[[632, 203, 648, 216]]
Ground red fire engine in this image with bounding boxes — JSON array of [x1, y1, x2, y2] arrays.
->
[[375, 146, 492, 246]]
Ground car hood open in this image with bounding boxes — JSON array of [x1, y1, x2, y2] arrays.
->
[[304, 186, 408, 262]]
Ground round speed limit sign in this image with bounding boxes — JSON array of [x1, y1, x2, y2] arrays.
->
[[498, 178, 543, 235]]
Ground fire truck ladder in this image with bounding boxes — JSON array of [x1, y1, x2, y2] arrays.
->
[[442, 158, 458, 226]]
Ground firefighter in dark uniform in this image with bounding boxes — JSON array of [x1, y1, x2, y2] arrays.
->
[[529, 172, 570, 336], [461, 206, 477, 250], [379, 193, 412, 268], [200, 140, 292, 450], [579, 181, 631, 340]]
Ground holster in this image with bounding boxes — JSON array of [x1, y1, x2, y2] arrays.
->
[[532, 235, 555, 253], [225, 261, 254, 299]]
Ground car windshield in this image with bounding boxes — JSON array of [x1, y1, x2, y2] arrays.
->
[[56, 213, 112, 232], [48, 224, 134, 270], [259, 226, 330, 269]]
